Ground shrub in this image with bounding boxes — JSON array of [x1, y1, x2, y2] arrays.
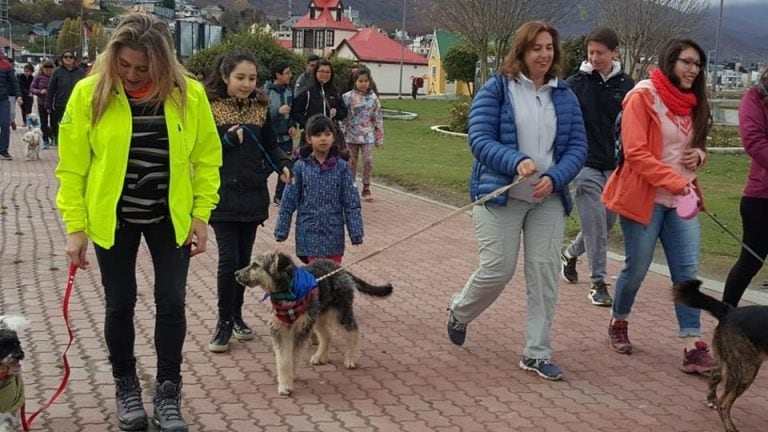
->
[[448, 98, 470, 134]]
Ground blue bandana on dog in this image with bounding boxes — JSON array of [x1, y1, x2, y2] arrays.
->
[[270, 268, 319, 323]]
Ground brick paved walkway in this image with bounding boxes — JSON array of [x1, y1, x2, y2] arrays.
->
[[1, 132, 766, 432]]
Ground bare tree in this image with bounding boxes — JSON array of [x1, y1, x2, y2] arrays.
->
[[429, 0, 576, 84], [599, 0, 708, 79]]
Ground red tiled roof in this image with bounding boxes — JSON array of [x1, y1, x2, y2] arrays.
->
[[277, 39, 292, 49], [340, 28, 427, 65], [0, 37, 23, 51], [294, 2, 357, 31]]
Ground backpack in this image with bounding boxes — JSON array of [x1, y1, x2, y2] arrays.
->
[[415, 77, 424, 88], [614, 110, 625, 166]]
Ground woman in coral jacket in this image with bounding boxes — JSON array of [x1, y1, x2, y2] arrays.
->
[[602, 38, 714, 374], [722, 69, 768, 307]]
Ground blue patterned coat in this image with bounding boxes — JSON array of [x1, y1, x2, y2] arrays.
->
[[469, 74, 587, 213], [274, 149, 363, 257]]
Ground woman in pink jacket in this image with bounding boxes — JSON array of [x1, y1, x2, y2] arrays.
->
[[722, 69, 768, 306]]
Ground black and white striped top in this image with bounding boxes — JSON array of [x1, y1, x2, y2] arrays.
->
[[118, 97, 170, 224]]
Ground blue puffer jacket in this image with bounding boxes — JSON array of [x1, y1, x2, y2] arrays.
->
[[468, 74, 587, 213]]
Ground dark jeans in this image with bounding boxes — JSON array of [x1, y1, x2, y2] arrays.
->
[[210, 221, 259, 321], [37, 105, 52, 143], [20, 96, 33, 124], [0, 98, 9, 153], [50, 106, 64, 143], [94, 219, 190, 383], [273, 139, 293, 202], [723, 196, 768, 306]]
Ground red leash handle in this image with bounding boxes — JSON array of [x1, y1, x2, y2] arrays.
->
[[21, 263, 76, 431]]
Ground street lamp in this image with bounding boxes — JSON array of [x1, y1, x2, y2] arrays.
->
[[397, 0, 406, 99], [711, 0, 724, 101]]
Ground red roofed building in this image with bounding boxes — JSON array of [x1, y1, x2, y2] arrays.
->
[[292, 0, 358, 56], [336, 28, 428, 95]]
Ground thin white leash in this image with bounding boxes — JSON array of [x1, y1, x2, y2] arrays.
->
[[315, 176, 529, 282]]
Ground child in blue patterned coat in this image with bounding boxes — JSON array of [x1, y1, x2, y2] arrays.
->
[[275, 114, 364, 263]]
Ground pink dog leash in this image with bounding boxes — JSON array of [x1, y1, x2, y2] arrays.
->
[[20, 263, 76, 431]]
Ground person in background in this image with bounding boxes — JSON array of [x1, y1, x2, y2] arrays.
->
[[561, 27, 634, 306], [275, 114, 363, 265], [56, 14, 221, 431], [722, 67, 768, 307], [264, 60, 298, 206], [446, 21, 587, 381], [30, 61, 55, 148], [294, 53, 319, 95], [204, 49, 292, 353], [17, 64, 35, 126], [46, 50, 86, 146], [292, 59, 347, 151], [602, 38, 715, 375], [342, 67, 384, 201], [0, 52, 21, 160]]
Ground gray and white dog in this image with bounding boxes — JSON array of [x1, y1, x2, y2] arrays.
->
[[235, 252, 392, 395], [0, 316, 28, 432]]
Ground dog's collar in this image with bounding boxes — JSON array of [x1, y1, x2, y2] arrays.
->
[[271, 287, 318, 324]]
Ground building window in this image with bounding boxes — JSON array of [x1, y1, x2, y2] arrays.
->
[[303, 30, 313, 49], [431, 66, 437, 81], [314, 30, 325, 49], [310, 7, 317, 19], [326, 30, 334, 47], [293, 30, 303, 49]]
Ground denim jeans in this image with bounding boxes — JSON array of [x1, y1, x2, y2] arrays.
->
[[612, 204, 701, 336], [0, 98, 9, 153], [210, 221, 259, 320], [94, 219, 190, 383]]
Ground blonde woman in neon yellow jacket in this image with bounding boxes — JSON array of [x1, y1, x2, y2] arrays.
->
[[55, 14, 221, 431]]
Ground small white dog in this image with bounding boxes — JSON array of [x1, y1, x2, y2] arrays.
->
[[0, 316, 28, 432], [22, 128, 43, 161]]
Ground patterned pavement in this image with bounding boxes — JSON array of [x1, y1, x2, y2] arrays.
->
[[1, 131, 766, 431]]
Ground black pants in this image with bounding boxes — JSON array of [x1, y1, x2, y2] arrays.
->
[[20, 96, 33, 124], [50, 106, 64, 143], [210, 221, 259, 321], [94, 219, 190, 383], [273, 139, 293, 202], [37, 105, 52, 143], [723, 196, 768, 306]]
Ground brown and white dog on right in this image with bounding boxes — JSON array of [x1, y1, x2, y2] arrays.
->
[[235, 252, 392, 396], [0, 316, 28, 432], [674, 280, 768, 432]]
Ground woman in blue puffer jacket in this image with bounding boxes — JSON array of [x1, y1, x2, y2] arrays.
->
[[447, 21, 587, 381]]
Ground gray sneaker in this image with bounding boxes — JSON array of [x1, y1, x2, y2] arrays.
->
[[560, 247, 578, 284], [114, 376, 148, 431], [153, 380, 188, 432], [0, 151, 12, 160], [588, 281, 613, 306]]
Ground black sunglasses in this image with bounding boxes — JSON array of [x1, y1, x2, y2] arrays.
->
[[63, 55, 74, 59]]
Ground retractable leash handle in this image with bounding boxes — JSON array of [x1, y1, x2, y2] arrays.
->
[[21, 263, 76, 431]]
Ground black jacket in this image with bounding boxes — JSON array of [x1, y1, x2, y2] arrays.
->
[[209, 97, 292, 223], [0, 67, 20, 99], [566, 69, 634, 170], [292, 81, 347, 129], [17, 73, 33, 98], [46, 65, 86, 109]]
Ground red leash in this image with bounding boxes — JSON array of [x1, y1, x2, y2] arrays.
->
[[20, 263, 76, 431]]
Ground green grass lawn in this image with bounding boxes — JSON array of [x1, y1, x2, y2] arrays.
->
[[376, 99, 766, 284]]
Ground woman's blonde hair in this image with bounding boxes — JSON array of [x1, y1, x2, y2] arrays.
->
[[89, 14, 188, 125], [500, 21, 563, 81]]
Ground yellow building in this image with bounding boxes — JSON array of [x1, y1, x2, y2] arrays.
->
[[427, 29, 470, 96], [83, 0, 100, 9]]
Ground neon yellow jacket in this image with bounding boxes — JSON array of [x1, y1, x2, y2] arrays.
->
[[55, 75, 222, 249]]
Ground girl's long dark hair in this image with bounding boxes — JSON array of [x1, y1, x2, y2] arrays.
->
[[204, 49, 267, 104], [657, 38, 711, 151]]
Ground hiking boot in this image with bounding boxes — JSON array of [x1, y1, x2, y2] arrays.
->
[[232, 314, 253, 340], [446, 310, 467, 346], [608, 319, 633, 354], [114, 376, 148, 431], [681, 341, 717, 375], [0, 151, 12, 160], [560, 247, 578, 283], [152, 380, 188, 432], [588, 281, 613, 306], [207, 320, 233, 353], [362, 188, 373, 202], [519, 356, 565, 381]]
